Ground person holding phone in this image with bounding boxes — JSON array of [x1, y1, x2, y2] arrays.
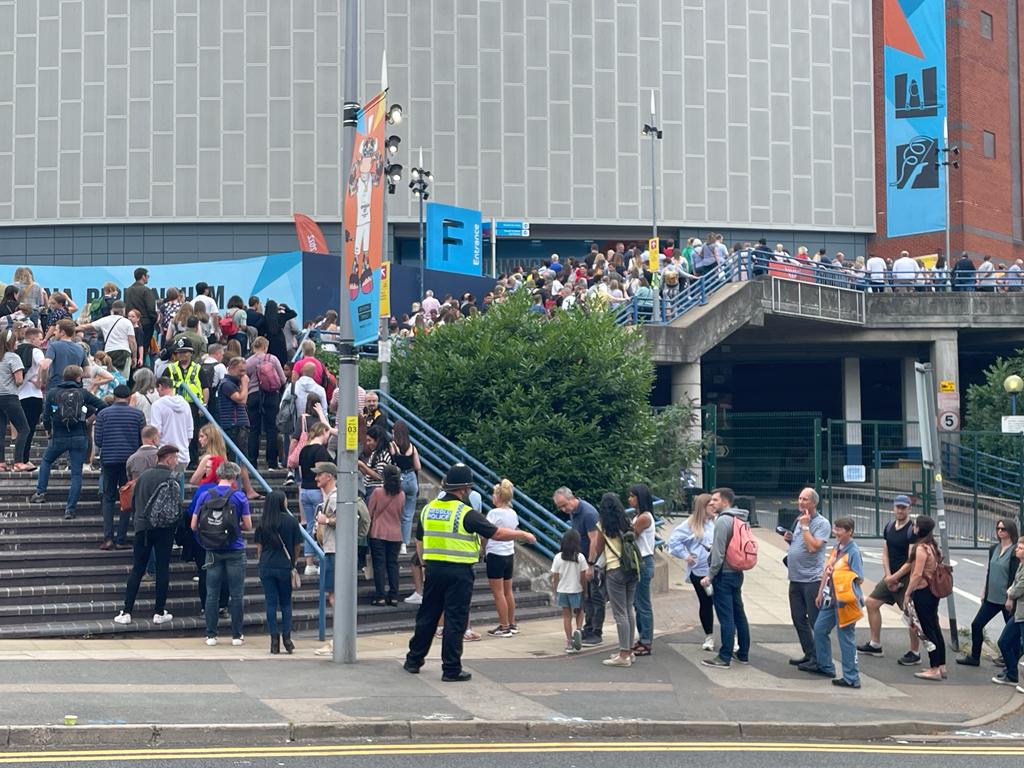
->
[[783, 488, 832, 666]]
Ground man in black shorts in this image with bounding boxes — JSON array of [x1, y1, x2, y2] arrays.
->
[[857, 494, 922, 665]]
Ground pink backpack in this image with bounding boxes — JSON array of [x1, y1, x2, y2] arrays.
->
[[724, 515, 758, 570]]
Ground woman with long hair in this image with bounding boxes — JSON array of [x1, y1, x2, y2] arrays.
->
[[254, 490, 303, 654], [388, 420, 421, 553], [668, 493, 717, 650], [130, 367, 160, 423], [13, 266, 47, 312], [167, 301, 193, 342], [905, 516, 945, 681], [484, 479, 519, 636], [0, 285, 20, 317], [593, 492, 638, 667], [297, 421, 333, 574], [956, 518, 1020, 667], [367, 464, 405, 605], [0, 329, 31, 471], [190, 423, 257, 498], [262, 300, 297, 364], [628, 483, 656, 656]]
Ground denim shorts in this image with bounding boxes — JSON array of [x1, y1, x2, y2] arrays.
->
[[557, 592, 582, 610]]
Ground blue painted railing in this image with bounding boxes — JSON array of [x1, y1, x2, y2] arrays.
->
[[941, 437, 1024, 502], [616, 252, 1023, 327], [377, 392, 570, 559], [181, 387, 329, 641]]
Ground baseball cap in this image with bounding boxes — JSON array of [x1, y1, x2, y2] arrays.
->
[[893, 494, 912, 507]]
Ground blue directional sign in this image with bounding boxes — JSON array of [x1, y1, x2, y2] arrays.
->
[[494, 220, 530, 237], [426, 203, 482, 276]]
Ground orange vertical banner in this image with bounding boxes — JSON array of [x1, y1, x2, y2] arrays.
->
[[342, 91, 387, 346]]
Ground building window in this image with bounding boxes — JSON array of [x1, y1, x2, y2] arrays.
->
[[983, 130, 997, 158], [981, 11, 993, 39]]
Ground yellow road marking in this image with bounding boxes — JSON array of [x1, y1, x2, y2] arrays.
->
[[1, 740, 1024, 763]]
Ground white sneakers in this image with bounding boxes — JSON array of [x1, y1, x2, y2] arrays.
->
[[113, 611, 131, 625], [314, 641, 333, 656], [400, 543, 408, 555], [702, 635, 715, 651], [152, 611, 173, 625], [232, 636, 245, 646], [206, 637, 217, 646], [404, 592, 423, 604], [304, 564, 320, 577], [603, 655, 633, 667]]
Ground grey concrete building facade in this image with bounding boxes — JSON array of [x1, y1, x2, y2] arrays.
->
[[0, 0, 875, 263]]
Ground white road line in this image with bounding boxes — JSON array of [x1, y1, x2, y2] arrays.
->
[[963, 558, 986, 568], [953, 586, 981, 605]]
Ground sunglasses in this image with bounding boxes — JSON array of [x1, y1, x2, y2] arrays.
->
[[997, 526, 1007, 531]]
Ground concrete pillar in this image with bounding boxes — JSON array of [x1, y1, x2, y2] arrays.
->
[[902, 357, 921, 448], [843, 357, 862, 464], [930, 333, 960, 403], [671, 362, 704, 487]]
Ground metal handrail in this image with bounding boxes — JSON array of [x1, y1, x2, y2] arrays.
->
[[377, 392, 569, 558], [181, 386, 329, 641]]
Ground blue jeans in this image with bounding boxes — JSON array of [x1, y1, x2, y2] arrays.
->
[[204, 550, 247, 638], [259, 566, 293, 635], [712, 570, 750, 663], [36, 433, 88, 513], [997, 619, 1024, 683], [400, 471, 418, 544], [813, 602, 859, 685], [634, 554, 655, 644], [299, 488, 321, 557]]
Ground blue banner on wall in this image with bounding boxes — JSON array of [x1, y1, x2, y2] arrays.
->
[[7, 252, 305, 319], [884, 0, 948, 238], [426, 203, 483, 276]]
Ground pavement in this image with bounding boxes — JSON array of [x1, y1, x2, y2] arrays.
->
[[0, 529, 1021, 749]]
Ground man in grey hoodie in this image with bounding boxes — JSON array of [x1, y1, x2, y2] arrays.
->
[[701, 487, 751, 668]]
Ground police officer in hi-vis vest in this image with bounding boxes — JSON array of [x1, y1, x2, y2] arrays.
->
[[404, 464, 536, 681], [166, 337, 210, 467]]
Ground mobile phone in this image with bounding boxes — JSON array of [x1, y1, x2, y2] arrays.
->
[[776, 525, 788, 536]]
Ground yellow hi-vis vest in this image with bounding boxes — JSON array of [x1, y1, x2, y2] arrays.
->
[[420, 498, 479, 564], [168, 361, 203, 402]]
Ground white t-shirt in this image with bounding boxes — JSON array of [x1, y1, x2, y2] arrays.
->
[[485, 506, 519, 555], [866, 256, 886, 279], [195, 294, 219, 317], [892, 256, 919, 285], [93, 314, 134, 352], [18, 347, 44, 400], [551, 553, 588, 594]]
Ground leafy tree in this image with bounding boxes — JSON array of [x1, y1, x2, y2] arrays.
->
[[388, 291, 683, 505], [964, 350, 1024, 460]]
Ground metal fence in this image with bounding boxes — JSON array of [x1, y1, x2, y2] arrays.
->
[[821, 419, 1023, 548], [713, 411, 822, 498]]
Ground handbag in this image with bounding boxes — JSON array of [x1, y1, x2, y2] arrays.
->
[[928, 545, 954, 599], [278, 532, 302, 590], [119, 478, 137, 512], [287, 414, 309, 470]]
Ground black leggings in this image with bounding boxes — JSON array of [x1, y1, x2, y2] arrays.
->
[[689, 570, 715, 635], [0, 394, 29, 466], [913, 587, 946, 668], [19, 397, 42, 464], [970, 599, 1010, 659]]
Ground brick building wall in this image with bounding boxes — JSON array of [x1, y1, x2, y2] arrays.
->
[[869, 0, 1024, 264]]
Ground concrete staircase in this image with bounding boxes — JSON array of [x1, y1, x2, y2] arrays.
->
[[0, 434, 554, 639]]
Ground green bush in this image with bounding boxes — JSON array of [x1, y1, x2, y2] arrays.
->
[[310, 347, 381, 391], [387, 291, 698, 505], [964, 351, 1024, 458]]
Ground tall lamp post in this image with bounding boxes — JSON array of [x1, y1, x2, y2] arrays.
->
[[1004, 374, 1024, 416], [379, 132, 403, 395], [641, 91, 663, 322], [937, 118, 960, 284], [409, 148, 432, 303]]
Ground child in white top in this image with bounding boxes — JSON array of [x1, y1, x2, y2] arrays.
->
[[550, 528, 590, 654]]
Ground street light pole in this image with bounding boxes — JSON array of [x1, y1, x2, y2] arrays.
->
[[334, 0, 360, 664], [642, 91, 663, 323], [418, 191, 425, 300], [409, 148, 432, 305], [937, 118, 959, 283]]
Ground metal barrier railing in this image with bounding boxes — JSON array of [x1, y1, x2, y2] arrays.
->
[[377, 392, 569, 559], [181, 386, 329, 641]]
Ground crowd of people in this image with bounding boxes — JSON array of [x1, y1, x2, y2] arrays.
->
[[658, 487, 1024, 693], [381, 240, 1021, 336]]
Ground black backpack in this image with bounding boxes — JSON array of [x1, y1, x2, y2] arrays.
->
[[15, 342, 33, 372], [142, 477, 182, 529], [196, 490, 240, 550], [54, 387, 86, 428]]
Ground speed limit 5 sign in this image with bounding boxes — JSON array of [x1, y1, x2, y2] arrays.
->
[[939, 411, 960, 431]]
